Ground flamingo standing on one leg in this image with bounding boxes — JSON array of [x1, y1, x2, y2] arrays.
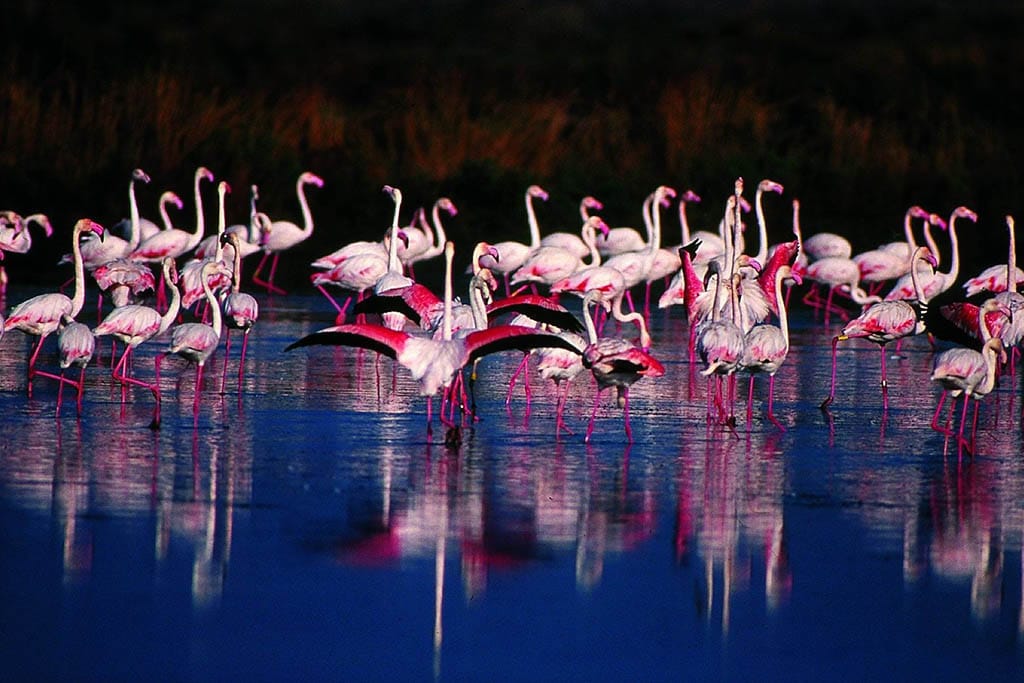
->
[[251, 171, 325, 295], [579, 290, 665, 444], [3, 219, 104, 396], [220, 232, 260, 393]]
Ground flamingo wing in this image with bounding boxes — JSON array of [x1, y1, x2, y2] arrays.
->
[[285, 323, 408, 360], [486, 295, 584, 333], [463, 325, 583, 363]]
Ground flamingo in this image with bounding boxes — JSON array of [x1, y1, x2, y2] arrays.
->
[[374, 186, 415, 296], [0, 212, 53, 297], [129, 166, 213, 263], [878, 205, 942, 264], [802, 256, 879, 326], [696, 259, 746, 424], [533, 329, 588, 437], [821, 246, 937, 411], [3, 218, 104, 394], [747, 179, 785, 266], [156, 259, 234, 425], [930, 301, 1008, 454], [478, 184, 549, 294], [92, 258, 156, 309], [287, 241, 583, 440], [510, 216, 609, 290], [538, 195, 605, 258], [251, 170, 324, 295], [52, 321, 96, 415], [93, 257, 181, 414], [739, 265, 800, 428], [219, 231, 260, 393], [579, 290, 665, 443]]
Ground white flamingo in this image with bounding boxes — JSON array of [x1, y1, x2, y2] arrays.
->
[[251, 170, 325, 294]]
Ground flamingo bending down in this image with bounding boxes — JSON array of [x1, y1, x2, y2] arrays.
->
[[821, 246, 937, 411], [739, 265, 800, 428], [156, 260, 234, 426], [93, 257, 181, 417], [52, 322, 96, 415], [220, 231, 260, 393], [287, 241, 583, 440], [579, 290, 665, 443], [251, 171, 325, 295], [3, 219, 104, 395], [929, 298, 1009, 452]]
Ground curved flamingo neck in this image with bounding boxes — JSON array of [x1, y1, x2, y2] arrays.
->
[[387, 191, 403, 274], [296, 176, 316, 239], [679, 198, 692, 244], [69, 221, 90, 319], [582, 218, 602, 266], [978, 340, 1002, 396], [229, 235, 243, 294], [943, 214, 961, 283], [159, 192, 179, 231], [189, 168, 211, 253], [902, 208, 920, 251], [201, 265, 223, 339], [909, 248, 928, 303], [582, 292, 600, 344], [775, 267, 791, 352], [429, 201, 450, 256], [468, 273, 490, 329], [753, 185, 770, 265], [158, 262, 182, 335], [525, 189, 544, 249], [128, 177, 143, 251], [610, 292, 650, 347]]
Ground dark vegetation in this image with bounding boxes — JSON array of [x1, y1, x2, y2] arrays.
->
[[2, 0, 1022, 288]]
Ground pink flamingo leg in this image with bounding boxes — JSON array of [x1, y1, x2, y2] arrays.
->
[[220, 328, 233, 394], [237, 331, 250, 393], [621, 387, 633, 443], [315, 285, 351, 324], [505, 354, 530, 407], [931, 391, 949, 433]]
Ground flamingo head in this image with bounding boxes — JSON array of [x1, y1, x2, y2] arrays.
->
[[302, 172, 325, 188], [908, 205, 929, 220], [79, 218, 105, 241], [197, 166, 215, 183], [953, 206, 978, 223], [162, 257, 180, 285], [589, 217, 610, 238], [528, 185, 549, 201], [738, 254, 763, 274], [250, 185, 259, 201], [760, 179, 784, 195], [473, 241, 500, 272], [583, 196, 604, 211], [219, 181, 232, 196], [656, 185, 677, 205], [739, 197, 752, 213], [928, 213, 947, 230], [475, 268, 499, 294], [680, 239, 702, 262], [682, 189, 701, 203], [164, 191, 184, 211], [132, 168, 151, 184], [439, 198, 458, 216]]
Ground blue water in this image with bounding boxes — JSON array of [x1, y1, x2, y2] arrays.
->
[[1, 290, 1023, 681]]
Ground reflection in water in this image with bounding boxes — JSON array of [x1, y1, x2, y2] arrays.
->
[[2, 296, 1024, 677]]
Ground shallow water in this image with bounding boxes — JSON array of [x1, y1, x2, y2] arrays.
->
[[1, 289, 1023, 681]]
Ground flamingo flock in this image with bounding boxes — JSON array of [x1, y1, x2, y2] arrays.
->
[[1, 170, 1020, 454]]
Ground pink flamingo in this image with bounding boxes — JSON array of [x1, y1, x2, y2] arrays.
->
[[479, 184, 549, 295], [696, 259, 746, 424], [930, 298, 1008, 452], [603, 185, 676, 314], [3, 219, 104, 395], [802, 256, 878, 326], [156, 260, 234, 426], [140, 190, 185, 242], [595, 192, 654, 258], [129, 166, 213, 263], [0, 212, 53, 297], [93, 257, 181, 418], [194, 184, 262, 260], [287, 241, 583, 441], [580, 290, 665, 443], [963, 213, 1024, 297], [675, 190, 725, 263], [538, 195, 605, 258], [822, 246, 937, 411], [178, 181, 234, 314], [739, 265, 800, 428], [220, 232, 260, 394], [53, 321, 96, 415], [251, 171, 325, 295], [533, 329, 587, 437], [402, 197, 457, 275]]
